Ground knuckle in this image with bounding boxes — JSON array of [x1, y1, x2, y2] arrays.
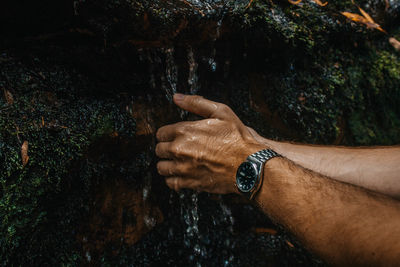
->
[[155, 143, 161, 156], [195, 150, 205, 163], [196, 184, 205, 192], [188, 95, 205, 109], [228, 120, 237, 130], [169, 143, 178, 155], [178, 163, 190, 175], [175, 125, 186, 135], [169, 142, 184, 157], [206, 118, 214, 125], [166, 178, 180, 191], [175, 180, 181, 191], [156, 128, 162, 140], [218, 103, 231, 115], [190, 95, 203, 105], [156, 126, 168, 140], [168, 163, 176, 176], [165, 178, 173, 189], [221, 120, 234, 132], [156, 161, 163, 175], [243, 130, 256, 142]]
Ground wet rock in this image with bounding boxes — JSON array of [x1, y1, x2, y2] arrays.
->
[[0, 0, 400, 266], [78, 178, 163, 264]]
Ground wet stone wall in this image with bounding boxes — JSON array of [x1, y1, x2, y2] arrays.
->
[[0, 0, 400, 266]]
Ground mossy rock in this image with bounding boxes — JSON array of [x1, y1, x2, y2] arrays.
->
[[0, 0, 400, 265]]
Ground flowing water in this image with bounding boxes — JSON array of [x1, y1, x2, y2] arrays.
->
[[163, 44, 204, 264], [135, 8, 239, 262]]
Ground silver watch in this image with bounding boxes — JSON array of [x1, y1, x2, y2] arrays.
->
[[235, 149, 280, 200]]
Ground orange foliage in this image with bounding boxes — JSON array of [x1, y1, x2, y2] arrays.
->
[[245, 0, 254, 9], [252, 227, 278, 235], [313, 0, 328, 7], [288, 0, 302, 4], [21, 141, 29, 167], [2, 88, 14, 104], [288, 0, 327, 6], [286, 240, 295, 248], [341, 5, 387, 34]]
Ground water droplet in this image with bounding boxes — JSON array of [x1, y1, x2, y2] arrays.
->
[[164, 47, 178, 102], [187, 46, 200, 95], [85, 251, 91, 262], [144, 215, 156, 228], [208, 58, 217, 72], [194, 244, 201, 254]]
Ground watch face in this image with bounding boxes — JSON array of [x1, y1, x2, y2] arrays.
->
[[236, 162, 258, 193]]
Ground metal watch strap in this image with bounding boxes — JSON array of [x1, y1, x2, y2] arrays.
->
[[248, 149, 279, 163], [247, 149, 280, 200]]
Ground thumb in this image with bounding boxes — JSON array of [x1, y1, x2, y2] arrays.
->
[[173, 94, 232, 120]]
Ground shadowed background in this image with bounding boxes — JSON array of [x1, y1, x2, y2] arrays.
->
[[0, 0, 399, 265]]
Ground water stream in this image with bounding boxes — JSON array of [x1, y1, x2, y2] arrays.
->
[[146, 6, 236, 264], [137, 24, 238, 263]]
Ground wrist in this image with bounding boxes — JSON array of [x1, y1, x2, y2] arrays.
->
[[235, 146, 281, 199], [253, 156, 287, 210], [262, 139, 281, 153], [232, 144, 266, 195]]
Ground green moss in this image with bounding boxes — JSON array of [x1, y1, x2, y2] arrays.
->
[[0, 0, 400, 265], [0, 56, 136, 265], [230, 0, 400, 145]]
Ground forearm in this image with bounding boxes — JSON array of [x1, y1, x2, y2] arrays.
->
[[264, 139, 400, 199], [256, 157, 400, 266], [156, 94, 400, 265]]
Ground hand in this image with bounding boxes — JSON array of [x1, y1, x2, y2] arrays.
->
[[155, 94, 266, 194]]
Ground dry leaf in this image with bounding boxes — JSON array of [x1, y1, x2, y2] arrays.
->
[[341, 11, 386, 33], [287, 0, 327, 6], [389, 37, 400, 51], [288, 0, 302, 5], [143, 12, 150, 30], [341, 12, 367, 23], [313, 0, 328, 7], [2, 88, 14, 104], [286, 240, 295, 248], [357, 6, 374, 23], [252, 227, 278, 235], [21, 141, 29, 167], [245, 0, 254, 9], [180, 0, 205, 16], [344, 5, 386, 33]]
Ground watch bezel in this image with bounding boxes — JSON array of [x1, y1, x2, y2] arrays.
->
[[236, 161, 259, 193]]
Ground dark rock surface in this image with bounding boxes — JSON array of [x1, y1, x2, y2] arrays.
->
[[1, 0, 399, 266]]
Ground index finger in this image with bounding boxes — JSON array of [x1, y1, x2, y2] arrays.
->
[[173, 94, 233, 120], [156, 121, 194, 142]]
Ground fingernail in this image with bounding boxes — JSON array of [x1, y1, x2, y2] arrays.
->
[[174, 93, 185, 102]]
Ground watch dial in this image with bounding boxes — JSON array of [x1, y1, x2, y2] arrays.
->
[[236, 162, 257, 192]]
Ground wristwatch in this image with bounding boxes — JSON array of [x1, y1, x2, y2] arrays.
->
[[236, 149, 280, 200]]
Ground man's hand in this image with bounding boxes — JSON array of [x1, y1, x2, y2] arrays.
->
[[155, 94, 400, 265], [155, 94, 265, 194]]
